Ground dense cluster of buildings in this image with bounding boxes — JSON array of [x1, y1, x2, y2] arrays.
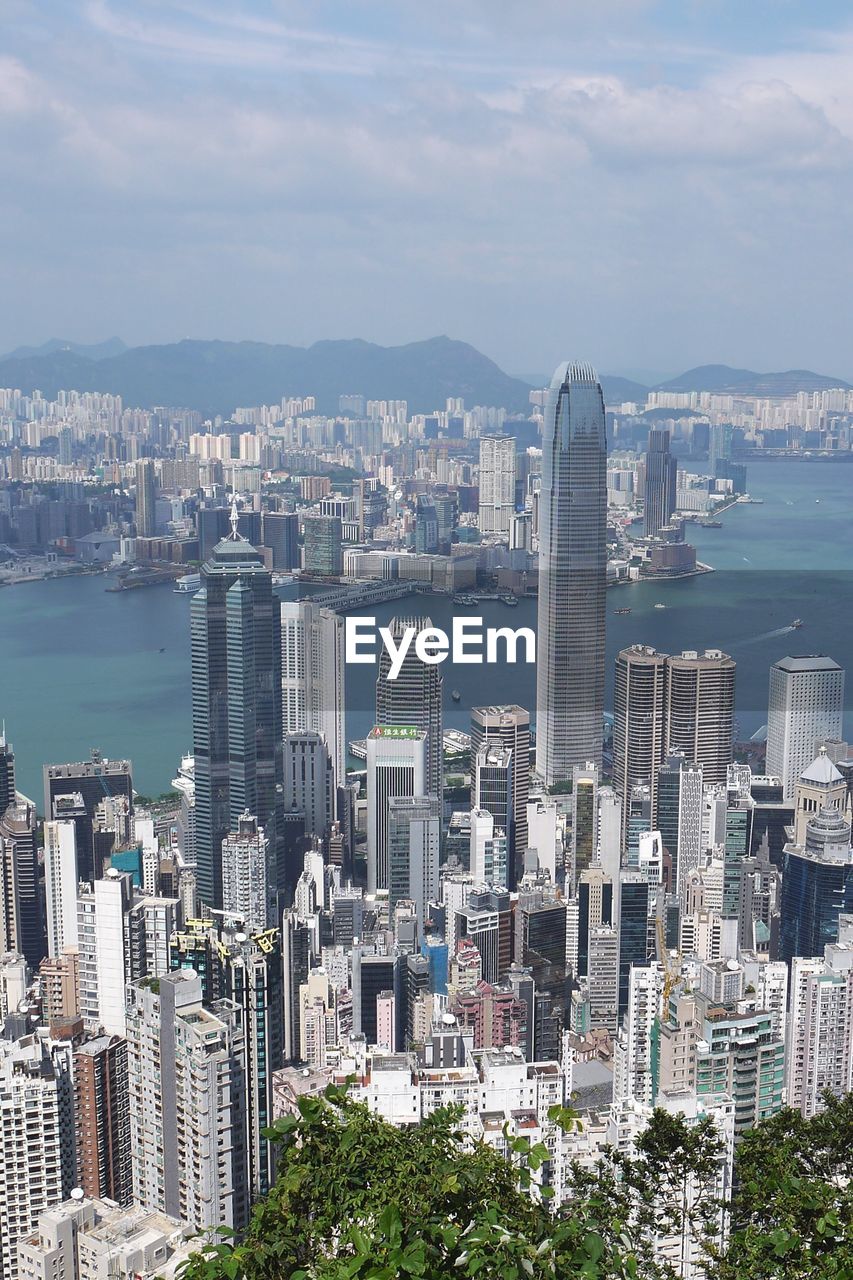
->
[[0, 363, 850, 1280]]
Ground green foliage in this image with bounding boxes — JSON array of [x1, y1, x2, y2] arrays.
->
[[719, 1092, 853, 1279], [177, 1087, 853, 1280]]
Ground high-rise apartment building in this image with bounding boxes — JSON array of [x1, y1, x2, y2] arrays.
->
[[643, 428, 677, 537], [536, 362, 607, 782], [191, 512, 283, 909], [376, 616, 443, 801], [766, 656, 845, 800], [478, 435, 516, 535], [281, 600, 346, 785], [221, 812, 273, 933], [365, 727, 427, 895], [73, 1035, 131, 1206], [0, 1035, 75, 1280], [787, 942, 853, 1118], [126, 970, 250, 1232], [43, 820, 79, 958], [0, 801, 43, 968]]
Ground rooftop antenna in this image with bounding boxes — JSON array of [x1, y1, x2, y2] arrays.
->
[[229, 496, 240, 540]]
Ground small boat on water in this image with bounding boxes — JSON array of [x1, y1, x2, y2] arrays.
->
[[613, 607, 632, 615], [500, 594, 518, 607], [451, 689, 461, 702], [654, 603, 666, 609], [790, 618, 803, 629], [452, 594, 478, 606]]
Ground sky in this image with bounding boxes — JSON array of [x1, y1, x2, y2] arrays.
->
[[3, 1, 853, 380]]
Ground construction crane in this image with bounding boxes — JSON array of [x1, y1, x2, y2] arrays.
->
[[656, 914, 681, 1005]]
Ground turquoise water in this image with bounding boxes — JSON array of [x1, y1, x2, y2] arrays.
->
[[0, 457, 849, 804]]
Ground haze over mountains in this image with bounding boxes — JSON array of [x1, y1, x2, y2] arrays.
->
[[0, 337, 848, 417]]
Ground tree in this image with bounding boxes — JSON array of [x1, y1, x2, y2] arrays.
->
[[719, 1092, 853, 1280], [179, 1087, 674, 1280]]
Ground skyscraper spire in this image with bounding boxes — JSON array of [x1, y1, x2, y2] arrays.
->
[[229, 496, 241, 540]]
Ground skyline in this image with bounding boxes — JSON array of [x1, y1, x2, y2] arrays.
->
[[5, 2, 853, 377]]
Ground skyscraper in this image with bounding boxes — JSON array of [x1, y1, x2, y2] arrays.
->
[[365, 726, 427, 895], [478, 435, 516, 535], [536, 362, 607, 783], [134, 459, 156, 537], [666, 649, 735, 785], [73, 1035, 132, 1206], [643, 428, 678, 537], [473, 745, 513, 879], [191, 507, 283, 909], [221, 812, 273, 933], [281, 600, 346, 787], [613, 645, 668, 829], [261, 510, 300, 571], [470, 705, 529, 879], [780, 808, 853, 963], [766, 656, 845, 800], [387, 795, 441, 920], [376, 615, 443, 800], [302, 513, 343, 576]]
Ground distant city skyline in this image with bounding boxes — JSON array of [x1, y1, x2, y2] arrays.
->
[[5, 4, 853, 374]]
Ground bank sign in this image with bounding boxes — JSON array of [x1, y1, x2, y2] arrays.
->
[[345, 617, 536, 680]]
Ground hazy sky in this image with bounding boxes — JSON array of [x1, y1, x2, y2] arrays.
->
[[4, 1, 853, 378]]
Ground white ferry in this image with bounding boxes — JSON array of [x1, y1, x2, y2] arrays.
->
[[174, 574, 201, 594]]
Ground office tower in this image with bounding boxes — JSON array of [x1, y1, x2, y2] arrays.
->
[[613, 645, 668, 829], [365, 727, 427, 895], [618, 872, 650, 1020], [351, 949, 399, 1046], [282, 731, 335, 846], [666, 649, 736, 784], [588, 926, 619, 1033], [767, 656, 845, 800], [191, 511, 283, 909], [457, 890, 511, 985], [282, 913, 312, 1063], [793, 749, 847, 845], [478, 435, 516, 535], [0, 727, 14, 813], [221, 812, 273, 932], [261, 510, 299, 571], [126, 970, 250, 1232], [643, 428, 677, 537], [526, 796, 559, 883], [0, 1035, 75, 1280], [597, 787, 622, 880], [281, 600, 346, 785], [0, 801, 43, 967], [197, 505, 231, 561], [708, 423, 732, 474], [73, 1036, 131, 1206], [675, 762, 704, 904], [473, 744, 513, 868], [134, 459, 156, 537], [787, 944, 853, 1118], [43, 821, 79, 958], [470, 705, 529, 877], [302, 513, 343, 576], [626, 784, 652, 869], [469, 807, 507, 889], [516, 890, 566, 978], [43, 753, 133, 884], [387, 795, 440, 920], [722, 768, 754, 920], [536, 362, 607, 783], [414, 496, 439, 553], [780, 808, 853, 963], [376, 616, 443, 801], [571, 762, 598, 888], [576, 866, 614, 979]]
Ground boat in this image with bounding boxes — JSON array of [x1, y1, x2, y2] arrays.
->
[[790, 618, 803, 629], [698, 519, 722, 528], [654, 603, 666, 609], [451, 689, 462, 703], [500, 594, 518, 607], [159, 647, 165, 653], [452, 593, 478, 606], [613, 607, 632, 615], [174, 573, 201, 594]]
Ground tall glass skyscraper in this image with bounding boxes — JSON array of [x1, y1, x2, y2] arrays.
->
[[191, 508, 283, 909], [536, 362, 607, 784], [376, 615, 443, 800]]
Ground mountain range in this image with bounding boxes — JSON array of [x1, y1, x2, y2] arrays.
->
[[0, 338, 848, 417]]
